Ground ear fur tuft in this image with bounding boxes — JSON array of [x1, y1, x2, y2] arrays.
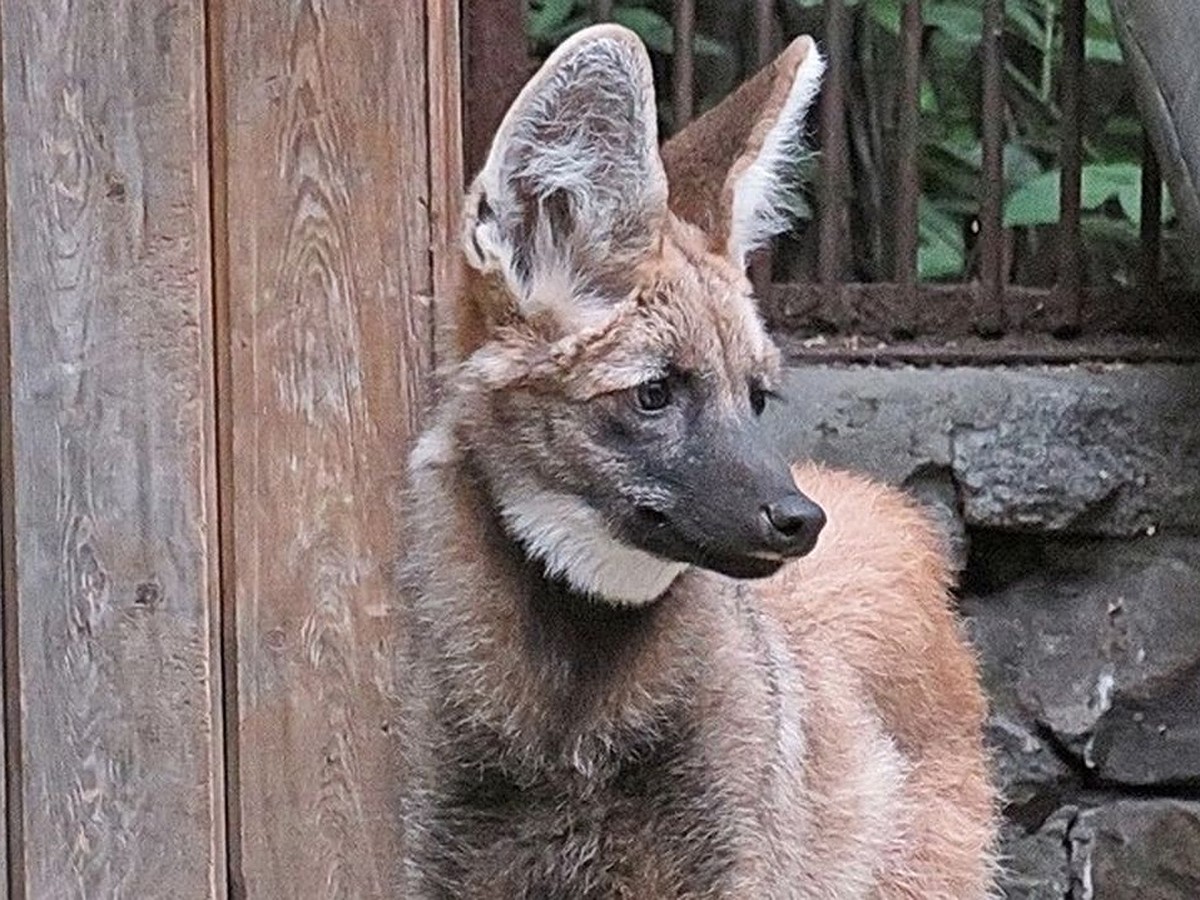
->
[[463, 25, 668, 332], [724, 37, 825, 266]]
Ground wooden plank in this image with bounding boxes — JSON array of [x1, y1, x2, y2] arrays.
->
[[427, 0, 465, 373], [219, 0, 443, 894], [1, 2, 224, 897], [1, 102, 13, 897], [462, 0, 530, 177]]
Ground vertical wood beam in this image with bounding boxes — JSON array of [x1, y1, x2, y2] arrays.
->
[[1, 1, 225, 895], [217, 0, 445, 894]]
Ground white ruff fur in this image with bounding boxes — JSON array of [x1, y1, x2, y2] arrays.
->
[[498, 488, 687, 605], [728, 43, 826, 265]]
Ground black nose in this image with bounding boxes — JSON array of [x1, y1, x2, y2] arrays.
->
[[762, 493, 826, 555]]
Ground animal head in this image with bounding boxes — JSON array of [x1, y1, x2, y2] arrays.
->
[[435, 25, 826, 604]]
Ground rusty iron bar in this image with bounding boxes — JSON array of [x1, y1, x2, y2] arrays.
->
[[1058, 0, 1085, 332], [781, 338, 1200, 366], [1140, 130, 1163, 291], [978, 0, 1006, 334], [764, 280, 1200, 338], [593, 0, 614, 20], [672, 0, 696, 129], [818, 0, 850, 284], [754, 0, 775, 67], [749, 0, 777, 294], [893, 0, 923, 295]]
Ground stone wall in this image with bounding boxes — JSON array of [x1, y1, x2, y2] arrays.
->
[[769, 363, 1200, 898]]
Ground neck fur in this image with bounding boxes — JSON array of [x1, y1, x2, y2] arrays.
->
[[405, 443, 746, 780], [495, 485, 687, 605]]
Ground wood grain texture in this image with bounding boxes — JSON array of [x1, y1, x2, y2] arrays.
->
[[1, 68, 12, 890], [219, 1, 442, 895], [1, 1, 225, 897], [462, 0, 530, 178], [427, 0, 465, 371]]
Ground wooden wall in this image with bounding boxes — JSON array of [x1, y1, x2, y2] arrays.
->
[[0, 1, 460, 896]]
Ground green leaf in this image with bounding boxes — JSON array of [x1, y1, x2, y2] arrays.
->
[[529, 0, 578, 42], [693, 33, 728, 57], [1007, 5, 1045, 50], [612, 7, 675, 54], [1082, 162, 1141, 211], [1104, 115, 1143, 138], [610, 7, 726, 57], [1115, 183, 1142, 222], [1113, 175, 1176, 224], [1083, 0, 1121, 61], [1085, 37, 1123, 63], [1004, 163, 1176, 226], [867, 0, 901, 35], [926, 2, 983, 43], [920, 76, 939, 113], [1087, 0, 1113, 26], [919, 199, 966, 280], [1004, 142, 1047, 187], [929, 139, 1045, 187], [1003, 169, 1061, 226], [546, 13, 592, 45]]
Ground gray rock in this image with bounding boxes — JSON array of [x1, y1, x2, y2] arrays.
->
[[984, 713, 1074, 808], [962, 591, 1075, 805], [902, 465, 969, 573], [998, 807, 1074, 900], [962, 537, 1200, 786], [769, 364, 1200, 536], [1069, 801, 1200, 899]]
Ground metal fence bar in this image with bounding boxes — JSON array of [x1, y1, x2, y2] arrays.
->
[[1140, 131, 1162, 291], [819, 0, 850, 283], [1058, 0, 1085, 331], [765, 281, 1200, 338], [593, 0, 614, 20], [749, 0, 777, 293], [978, 0, 1006, 334], [754, 0, 774, 67], [673, 0, 696, 129], [893, 0, 923, 294]]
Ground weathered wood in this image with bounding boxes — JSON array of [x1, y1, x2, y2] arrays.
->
[[219, 0, 443, 895], [463, 0, 532, 178], [1, 1, 224, 897], [428, 0, 465, 372], [1, 138, 13, 898]]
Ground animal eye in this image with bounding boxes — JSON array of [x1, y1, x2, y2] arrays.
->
[[750, 385, 768, 416], [635, 378, 672, 412]]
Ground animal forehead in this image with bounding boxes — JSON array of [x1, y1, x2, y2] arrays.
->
[[640, 262, 772, 376], [550, 278, 774, 400]]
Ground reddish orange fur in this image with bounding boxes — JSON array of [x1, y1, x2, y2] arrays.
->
[[404, 24, 998, 898], [769, 464, 997, 897]]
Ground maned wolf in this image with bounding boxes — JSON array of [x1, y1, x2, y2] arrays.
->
[[401, 24, 997, 899]]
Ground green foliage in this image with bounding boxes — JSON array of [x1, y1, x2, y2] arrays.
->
[[919, 199, 967, 280], [527, 0, 1185, 286], [529, 1, 724, 56], [1004, 163, 1175, 227], [908, 0, 1173, 281]]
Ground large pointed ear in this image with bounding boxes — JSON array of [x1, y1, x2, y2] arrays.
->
[[462, 25, 667, 331], [661, 35, 824, 268]]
